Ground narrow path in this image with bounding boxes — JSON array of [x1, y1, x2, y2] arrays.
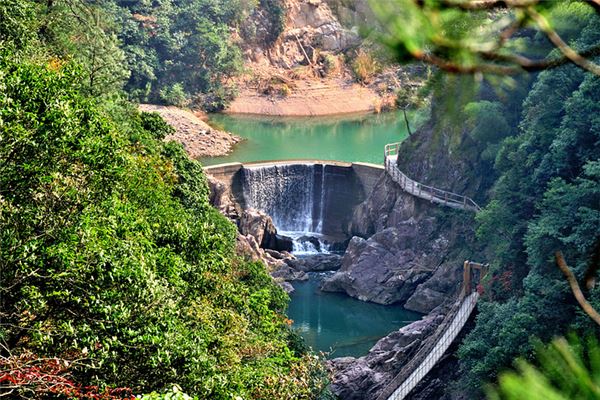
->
[[384, 143, 481, 212]]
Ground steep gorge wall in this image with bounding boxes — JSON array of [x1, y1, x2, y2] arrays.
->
[[326, 118, 489, 400]]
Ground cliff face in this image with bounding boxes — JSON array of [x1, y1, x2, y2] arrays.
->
[[241, 0, 359, 71], [229, 0, 427, 116], [395, 118, 491, 204], [322, 170, 477, 314], [326, 119, 488, 400], [324, 0, 376, 28]]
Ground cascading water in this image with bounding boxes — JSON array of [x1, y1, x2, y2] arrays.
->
[[241, 164, 329, 254]]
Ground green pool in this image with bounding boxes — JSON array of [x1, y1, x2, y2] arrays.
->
[[202, 111, 418, 166], [288, 274, 422, 358]]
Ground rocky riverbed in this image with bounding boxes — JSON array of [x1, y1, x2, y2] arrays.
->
[[139, 104, 241, 158]]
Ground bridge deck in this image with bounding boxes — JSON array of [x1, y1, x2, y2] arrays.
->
[[377, 293, 479, 400]]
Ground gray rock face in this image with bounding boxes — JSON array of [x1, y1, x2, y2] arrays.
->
[[206, 174, 240, 220], [238, 208, 278, 248], [336, 170, 475, 311], [271, 264, 309, 281], [237, 208, 295, 252], [287, 253, 343, 272], [404, 263, 463, 314], [279, 281, 295, 294], [404, 288, 447, 314], [320, 225, 444, 305], [328, 313, 445, 400], [349, 173, 418, 239]]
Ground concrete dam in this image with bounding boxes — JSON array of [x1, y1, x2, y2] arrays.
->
[[205, 160, 383, 239]]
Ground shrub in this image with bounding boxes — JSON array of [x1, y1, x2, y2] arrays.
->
[[351, 49, 379, 84], [0, 54, 328, 399], [160, 83, 188, 107]]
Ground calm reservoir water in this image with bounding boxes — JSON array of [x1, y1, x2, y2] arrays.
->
[[288, 273, 422, 358], [203, 111, 416, 166]]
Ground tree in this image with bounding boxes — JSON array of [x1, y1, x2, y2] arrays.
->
[[39, 0, 130, 96], [0, 50, 329, 399]]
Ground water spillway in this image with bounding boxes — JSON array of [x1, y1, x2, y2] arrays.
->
[[242, 164, 326, 233], [208, 160, 383, 239]]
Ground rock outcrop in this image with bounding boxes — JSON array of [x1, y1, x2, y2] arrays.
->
[[245, 0, 359, 70], [328, 312, 445, 400], [288, 253, 343, 272], [327, 170, 474, 312], [139, 104, 241, 158], [320, 225, 444, 305], [238, 208, 293, 251], [206, 174, 240, 220]]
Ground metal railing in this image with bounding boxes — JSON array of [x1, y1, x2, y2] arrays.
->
[[376, 292, 479, 400], [384, 143, 481, 212]]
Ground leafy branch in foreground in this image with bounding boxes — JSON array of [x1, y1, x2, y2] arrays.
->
[[370, 0, 600, 76], [487, 253, 600, 399]]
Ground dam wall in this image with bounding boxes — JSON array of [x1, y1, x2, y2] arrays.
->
[[204, 160, 383, 237]]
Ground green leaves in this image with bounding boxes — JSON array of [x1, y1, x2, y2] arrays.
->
[[0, 54, 327, 398], [488, 336, 600, 400]]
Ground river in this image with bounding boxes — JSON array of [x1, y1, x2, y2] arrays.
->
[[288, 272, 422, 358], [206, 110, 422, 358]]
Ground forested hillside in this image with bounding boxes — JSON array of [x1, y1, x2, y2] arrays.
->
[[0, 0, 285, 109], [374, 1, 600, 397], [0, 2, 328, 399], [459, 17, 600, 392]]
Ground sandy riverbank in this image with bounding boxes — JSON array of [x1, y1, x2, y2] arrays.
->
[[226, 79, 385, 116]]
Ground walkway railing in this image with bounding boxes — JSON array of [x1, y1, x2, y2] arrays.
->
[[384, 143, 481, 212], [376, 260, 488, 400], [376, 292, 479, 400]]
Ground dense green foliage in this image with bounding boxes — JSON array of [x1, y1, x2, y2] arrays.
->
[[375, 0, 600, 396], [455, 10, 600, 395], [488, 336, 600, 400], [111, 0, 246, 108], [0, 3, 328, 399], [0, 0, 286, 110]]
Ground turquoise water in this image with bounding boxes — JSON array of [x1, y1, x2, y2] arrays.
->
[[202, 111, 414, 166], [203, 111, 423, 358], [288, 274, 422, 358]]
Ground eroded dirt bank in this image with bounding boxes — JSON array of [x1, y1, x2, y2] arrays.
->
[[226, 79, 381, 116]]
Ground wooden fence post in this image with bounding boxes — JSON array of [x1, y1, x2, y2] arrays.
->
[[462, 260, 471, 299]]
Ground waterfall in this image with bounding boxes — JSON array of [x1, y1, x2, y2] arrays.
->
[[242, 164, 323, 233]]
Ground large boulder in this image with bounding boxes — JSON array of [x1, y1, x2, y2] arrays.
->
[[286, 253, 343, 272], [238, 209, 293, 252], [328, 313, 445, 400], [238, 208, 278, 248], [404, 263, 463, 314], [320, 225, 442, 305], [271, 264, 309, 281]]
